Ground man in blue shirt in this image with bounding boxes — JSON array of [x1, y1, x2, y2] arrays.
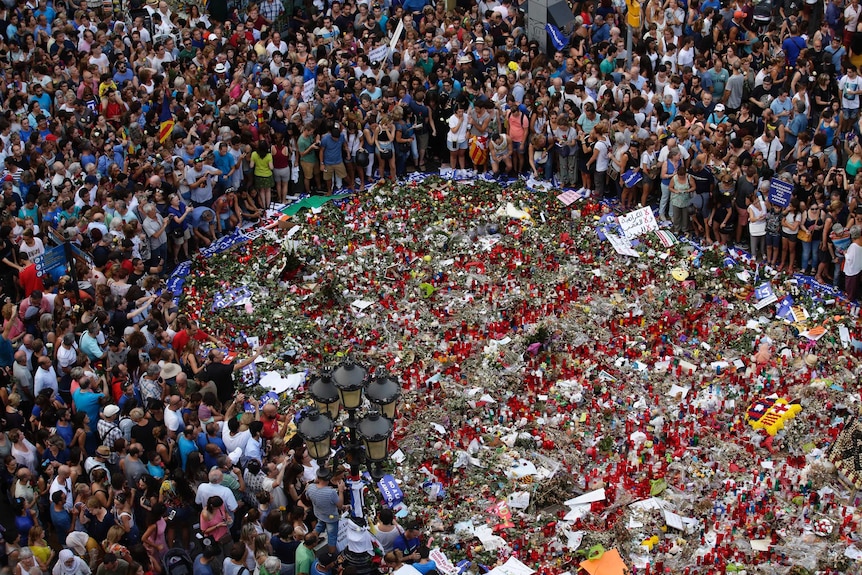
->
[[393, 522, 422, 563], [212, 142, 236, 189], [319, 123, 351, 194], [825, 36, 846, 74], [782, 24, 807, 67], [591, 15, 610, 44], [197, 422, 227, 469], [71, 377, 106, 428]]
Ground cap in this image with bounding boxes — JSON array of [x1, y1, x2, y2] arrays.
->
[[714, 103, 725, 112], [103, 405, 120, 418], [457, 55, 472, 64], [475, 38, 485, 43], [317, 552, 339, 566], [208, 33, 218, 41], [317, 58, 329, 68], [214, 63, 226, 73], [45, 134, 58, 141]]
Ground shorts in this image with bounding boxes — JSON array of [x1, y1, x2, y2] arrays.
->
[[273, 166, 291, 183], [173, 228, 191, 245], [512, 141, 525, 153], [301, 160, 320, 179], [782, 231, 799, 242], [766, 233, 781, 248], [447, 139, 468, 151], [844, 107, 860, 120], [736, 206, 749, 226], [255, 174, 275, 189], [322, 162, 347, 181]]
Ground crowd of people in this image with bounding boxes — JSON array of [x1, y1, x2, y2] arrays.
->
[[2, 0, 862, 574]]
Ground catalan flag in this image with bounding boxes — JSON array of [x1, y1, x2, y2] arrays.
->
[[158, 91, 174, 144]]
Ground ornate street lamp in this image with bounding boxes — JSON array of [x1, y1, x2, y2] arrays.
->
[[308, 371, 341, 420], [365, 370, 401, 419], [357, 410, 393, 481], [296, 408, 334, 464]]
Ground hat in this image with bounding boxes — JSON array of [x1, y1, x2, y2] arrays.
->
[[317, 467, 333, 480], [45, 134, 58, 141], [96, 445, 111, 456], [475, 38, 485, 43], [734, 10, 745, 18], [208, 33, 218, 41], [214, 63, 227, 74], [833, 223, 845, 234], [317, 552, 339, 566], [457, 54, 472, 64], [161, 363, 182, 380], [317, 58, 330, 68], [103, 404, 120, 418], [714, 103, 725, 112]]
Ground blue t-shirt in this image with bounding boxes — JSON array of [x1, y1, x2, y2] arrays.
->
[[393, 533, 421, 556], [178, 435, 198, 470], [197, 432, 226, 469], [320, 133, 345, 166], [72, 390, 104, 426], [189, 206, 216, 231], [193, 555, 215, 575]]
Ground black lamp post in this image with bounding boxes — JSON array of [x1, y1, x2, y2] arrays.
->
[[298, 359, 400, 487], [296, 408, 335, 465]]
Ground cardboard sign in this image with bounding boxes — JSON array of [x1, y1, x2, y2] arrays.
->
[[617, 206, 659, 239], [768, 178, 793, 208]]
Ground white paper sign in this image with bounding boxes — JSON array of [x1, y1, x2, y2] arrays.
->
[[302, 78, 316, 102], [607, 233, 640, 257], [429, 549, 458, 575], [486, 557, 536, 575], [618, 206, 659, 239], [369, 43, 389, 64]]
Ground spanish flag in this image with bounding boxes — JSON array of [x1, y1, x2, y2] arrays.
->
[[158, 91, 174, 144]]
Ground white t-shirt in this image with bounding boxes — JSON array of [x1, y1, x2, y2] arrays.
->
[[846, 4, 862, 32], [845, 241, 862, 276], [753, 136, 783, 169], [18, 237, 44, 259], [840, 74, 861, 110], [595, 138, 611, 172], [447, 113, 469, 143]]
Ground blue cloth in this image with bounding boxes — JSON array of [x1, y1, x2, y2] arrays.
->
[[213, 150, 235, 186], [782, 36, 806, 67], [72, 390, 104, 426], [402, 0, 427, 12], [592, 23, 610, 44], [193, 556, 215, 575], [414, 562, 438, 575], [50, 506, 72, 539], [320, 133, 345, 166], [178, 435, 198, 470]]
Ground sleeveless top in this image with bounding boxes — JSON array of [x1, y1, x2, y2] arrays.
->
[[491, 135, 509, 156], [272, 145, 290, 169], [661, 158, 678, 185]]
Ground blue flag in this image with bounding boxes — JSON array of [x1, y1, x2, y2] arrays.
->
[[546, 23, 568, 50]]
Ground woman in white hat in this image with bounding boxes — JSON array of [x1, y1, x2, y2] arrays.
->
[[52, 549, 91, 575]]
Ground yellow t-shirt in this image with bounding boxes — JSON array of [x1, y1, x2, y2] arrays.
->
[[251, 152, 274, 177], [31, 543, 51, 566]]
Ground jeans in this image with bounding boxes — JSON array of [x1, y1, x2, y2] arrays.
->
[[659, 182, 671, 220], [315, 519, 340, 548], [801, 240, 819, 271]]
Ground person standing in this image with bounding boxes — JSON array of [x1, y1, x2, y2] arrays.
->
[[669, 162, 694, 235], [304, 468, 346, 553], [844, 225, 862, 300], [319, 123, 351, 195]]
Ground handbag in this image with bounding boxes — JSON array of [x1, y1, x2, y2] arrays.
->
[[607, 166, 620, 180], [557, 143, 572, 158], [797, 228, 813, 242], [355, 149, 370, 167], [170, 227, 184, 239]]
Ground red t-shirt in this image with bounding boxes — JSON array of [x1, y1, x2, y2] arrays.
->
[[18, 263, 44, 297], [172, 328, 210, 353]]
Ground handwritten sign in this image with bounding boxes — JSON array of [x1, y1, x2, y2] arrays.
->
[[607, 233, 640, 257], [302, 78, 316, 103], [617, 206, 659, 239], [429, 549, 459, 575], [768, 177, 793, 208], [368, 43, 389, 64]]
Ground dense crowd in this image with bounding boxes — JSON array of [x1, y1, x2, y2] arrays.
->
[[2, 0, 862, 574]]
